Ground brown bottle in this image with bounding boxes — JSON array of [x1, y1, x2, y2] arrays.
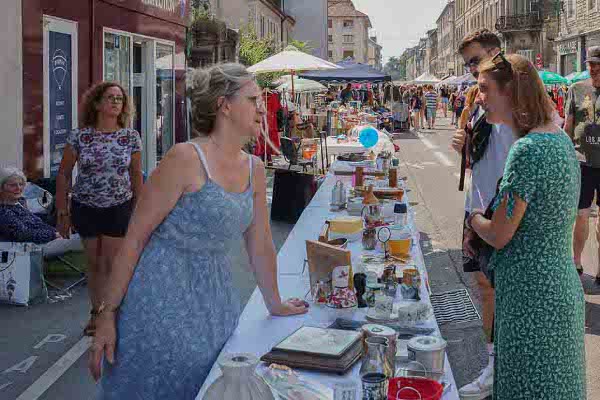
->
[[389, 168, 397, 188], [355, 166, 364, 187]]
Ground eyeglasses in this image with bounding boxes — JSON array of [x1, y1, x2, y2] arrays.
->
[[103, 95, 124, 104], [491, 51, 513, 74]]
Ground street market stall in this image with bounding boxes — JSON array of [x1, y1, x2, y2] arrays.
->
[[197, 160, 460, 400]]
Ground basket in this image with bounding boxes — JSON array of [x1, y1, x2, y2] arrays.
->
[[387, 377, 443, 400]]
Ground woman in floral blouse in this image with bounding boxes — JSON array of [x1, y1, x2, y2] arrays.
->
[[56, 82, 143, 336]]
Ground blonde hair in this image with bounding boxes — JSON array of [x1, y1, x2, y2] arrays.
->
[[187, 63, 253, 136], [79, 82, 133, 129], [465, 85, 479, 109], [479, 54, 554, 136]]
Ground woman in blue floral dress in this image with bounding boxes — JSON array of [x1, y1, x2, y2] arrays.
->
[[468, 53, 586, 399]]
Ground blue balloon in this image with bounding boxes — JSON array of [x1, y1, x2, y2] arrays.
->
[[359, 126, 379, 148]]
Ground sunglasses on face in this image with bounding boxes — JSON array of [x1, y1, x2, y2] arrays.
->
[[464, 56, 481, 70], [103, 95, 124, 104]]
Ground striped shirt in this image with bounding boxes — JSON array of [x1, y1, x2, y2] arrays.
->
[[424, 91, 438, 109]]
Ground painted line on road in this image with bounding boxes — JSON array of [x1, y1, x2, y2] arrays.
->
[[433, 151, 455, 167], [418, 135, 438, 150], [15, 337, 91, 400]]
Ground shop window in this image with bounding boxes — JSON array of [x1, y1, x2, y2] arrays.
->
[[343, 50, 354, 59], [104, 32, 131, 95]]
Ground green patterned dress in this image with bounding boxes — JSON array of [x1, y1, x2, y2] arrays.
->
[[489, 132, 586, 400]]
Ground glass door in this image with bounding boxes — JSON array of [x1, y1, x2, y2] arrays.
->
[[104, 32, 131, 94], [155, 43, 175, 163]]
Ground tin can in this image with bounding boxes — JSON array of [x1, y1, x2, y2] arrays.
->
[[361, 372, 387, 400]]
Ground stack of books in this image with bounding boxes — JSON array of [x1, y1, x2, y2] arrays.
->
[[260, 326, 363, 374]]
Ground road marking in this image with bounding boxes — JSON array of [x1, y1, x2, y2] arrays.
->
[[418, 135, 438, 150], [433, 151, 455, 167], [15, 337, 91, 400]]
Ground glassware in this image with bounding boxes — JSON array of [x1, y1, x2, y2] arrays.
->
[[360, 337, 392, 400]]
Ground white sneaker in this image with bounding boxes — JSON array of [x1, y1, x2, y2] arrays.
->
[[459, 360, 493, 399]]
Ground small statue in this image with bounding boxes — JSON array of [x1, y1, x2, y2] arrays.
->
[[353, 273, 367, 308]]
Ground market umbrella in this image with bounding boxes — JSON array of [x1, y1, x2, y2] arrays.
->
[[247, 45, 339, 98], [538, 70, 569, 85], [276, 78, 327, 93], [571, 70, 590, 83], [298, 59, 391, 83]]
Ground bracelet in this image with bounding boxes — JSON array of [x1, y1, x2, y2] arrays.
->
[[94, 301, 120, 317]]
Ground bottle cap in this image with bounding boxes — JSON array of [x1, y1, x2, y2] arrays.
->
[[394, 203, 407, 214]]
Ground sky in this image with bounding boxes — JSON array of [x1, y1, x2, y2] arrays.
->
[[351, 0, 449, 65]]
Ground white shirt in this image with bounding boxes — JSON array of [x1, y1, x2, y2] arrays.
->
[[465, 120, 517, 212]]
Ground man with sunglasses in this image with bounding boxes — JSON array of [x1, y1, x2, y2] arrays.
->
[[451, 29, 517, 400], [565, 46, 600, 283]]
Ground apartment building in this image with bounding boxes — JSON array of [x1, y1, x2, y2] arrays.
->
[[285, 0, 329, 59], [368, 36, 383, 71], [327, 0, 372, 63], [437, 1, 455, 77], [425, 28, 439, 75], [555, 0, 600, 75]]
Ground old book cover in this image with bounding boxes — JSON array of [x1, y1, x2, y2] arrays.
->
[[272, 326, 362, 358]]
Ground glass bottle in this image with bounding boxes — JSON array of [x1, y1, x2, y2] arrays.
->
[[360, 337, 391, 400]]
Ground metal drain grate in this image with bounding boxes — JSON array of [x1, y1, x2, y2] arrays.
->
[[430, 289, 481, 325]]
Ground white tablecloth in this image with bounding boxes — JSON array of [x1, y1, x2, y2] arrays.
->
[[196, 164, 459, 399]]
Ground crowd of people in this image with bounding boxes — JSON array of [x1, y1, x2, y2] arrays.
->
[[0, 25, 596, 400]]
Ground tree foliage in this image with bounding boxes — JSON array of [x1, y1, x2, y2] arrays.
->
[[238, 24, 311, 88], [384, 56, 407, 81]]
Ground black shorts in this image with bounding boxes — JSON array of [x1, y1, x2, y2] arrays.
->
[[71, 199, 134, 238], [578, 164, 600, 210]]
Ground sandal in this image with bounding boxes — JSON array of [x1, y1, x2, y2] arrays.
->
[[83, 309, 98, 337]]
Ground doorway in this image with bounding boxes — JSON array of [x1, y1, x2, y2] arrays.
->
[[103, 29, 175, 174]]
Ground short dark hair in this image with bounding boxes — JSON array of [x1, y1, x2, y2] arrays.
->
[[458, 29, 502, 54]]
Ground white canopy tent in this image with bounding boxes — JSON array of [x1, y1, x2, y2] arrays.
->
[[411, 72, 441, 85]]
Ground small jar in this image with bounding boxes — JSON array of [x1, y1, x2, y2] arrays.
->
[[365, 283, 383, 307], [362, 227, 377, 250], [394, 202, 408, 226]]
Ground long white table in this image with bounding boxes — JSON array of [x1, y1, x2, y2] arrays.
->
[[196, 165, 459, 399]]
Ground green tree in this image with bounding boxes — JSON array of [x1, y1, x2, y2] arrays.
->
[[384, 56, 406, 81], [288, 39, 313, 55]]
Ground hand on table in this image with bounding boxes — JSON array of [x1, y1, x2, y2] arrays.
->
[[269, 298, 309, 317]]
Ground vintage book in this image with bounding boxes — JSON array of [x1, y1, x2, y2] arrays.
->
[[272, 326, 362, 358], [261, 327, 363, 374]]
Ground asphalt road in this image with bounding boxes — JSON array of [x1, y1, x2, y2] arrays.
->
[[2, 116, 598, 399]]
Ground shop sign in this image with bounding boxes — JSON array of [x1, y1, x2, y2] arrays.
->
[[142, 0, 187, 17], [48, 31, 73, 177], [558, 40, 578, 55]]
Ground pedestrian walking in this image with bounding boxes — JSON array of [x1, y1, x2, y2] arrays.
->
[[410, 88, 422, 131], [451, 29, 515, 400], [449, 88, 458, 125], [565, 46, 600, 283], [55, 82, 143, 337], [424, 85, 439, 129], [469, 52, 586, 400], [88, 63, 308, 399], [440, 85, 449, 118], [419, 86, 426, 128], [453, 90, 466, 128]]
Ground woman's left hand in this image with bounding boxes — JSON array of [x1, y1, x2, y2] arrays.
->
[[269, 298, 309, 317]]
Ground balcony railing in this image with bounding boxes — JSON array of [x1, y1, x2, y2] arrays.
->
[[495, 14, 542, 32]]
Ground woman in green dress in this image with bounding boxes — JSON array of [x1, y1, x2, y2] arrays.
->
[[468, 53, 586, 400]]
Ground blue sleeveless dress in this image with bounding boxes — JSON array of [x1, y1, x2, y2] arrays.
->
[[97, 143, 254, 399]]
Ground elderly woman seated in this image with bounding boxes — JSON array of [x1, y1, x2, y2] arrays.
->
[[0, 167, 60, 244]]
